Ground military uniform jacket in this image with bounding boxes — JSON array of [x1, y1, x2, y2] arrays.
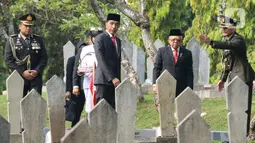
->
[[211, 32, 254, 83], [5, 34, 48, 75], [93, 32, 121, 86]]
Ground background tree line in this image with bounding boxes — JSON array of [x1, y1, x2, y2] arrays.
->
[[0, 0, 254, 93]]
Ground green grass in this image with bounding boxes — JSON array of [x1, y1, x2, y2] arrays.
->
[[1, 93, 255, 142]]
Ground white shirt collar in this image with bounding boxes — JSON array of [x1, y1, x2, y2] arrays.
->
[[19, 33, 31, 40], [106, 30, 113, 37], [171, 46, 180, 52]]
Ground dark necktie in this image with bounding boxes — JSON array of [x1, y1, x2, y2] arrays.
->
[[25, 37, 30, 45]]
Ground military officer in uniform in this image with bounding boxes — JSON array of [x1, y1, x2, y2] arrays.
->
[[5, 13, 48, 97], [199, 15, 255, 136]]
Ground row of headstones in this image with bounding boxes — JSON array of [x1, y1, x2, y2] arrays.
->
[[63, 37, 210, 85], [179, 74, 248, 143], [138, 71, 248, 143], [0, 70, 248, 143], [0, 70, 138, 143]]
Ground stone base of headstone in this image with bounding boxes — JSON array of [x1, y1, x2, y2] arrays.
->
[[141, 83, 153, 94], [10, 134, 22, 143], [211, 131, 228, 142], [1, 90, 7, 95], [194, 84, 224, 99], [135, 129, 157, 141], [156, 137, 177, 143]]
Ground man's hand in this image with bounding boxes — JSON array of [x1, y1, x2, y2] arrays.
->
[[72, 88, 80, 96], [65, 91, 71, 99], [199, 34, 211, 45], [217, 80, 225, 92], [29, 70, 38, 78], [112, 78, 120, 87], [22, 70, 33, 80], [153, 86, 157, 95]]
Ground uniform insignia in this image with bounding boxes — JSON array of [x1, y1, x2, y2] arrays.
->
[[31, 40, 41, 49], [36, 50, 38, 53], [27, 15, 32, 21], [221, 17, 225, 23], [15, 38, 22, 46], [10, 34, 18, 37]]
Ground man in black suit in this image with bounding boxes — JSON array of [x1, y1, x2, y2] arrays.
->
[[5, 13, 47, 97], [199, 15, 255, 137], [153, 29, 194, 100], [94, 13, 121, 109]]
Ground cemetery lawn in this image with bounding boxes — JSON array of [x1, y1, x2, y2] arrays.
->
[[1, 93, 255, 138]]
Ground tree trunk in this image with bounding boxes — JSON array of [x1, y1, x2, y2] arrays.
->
[[0, 2, 14, 37], [249, 114, 255, 140]]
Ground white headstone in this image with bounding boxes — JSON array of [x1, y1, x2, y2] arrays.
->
[[0, 115, 10, 143], [116, 78, 137, 143], [6, 70, 23, 134], [226, 76, 248, 143], [46, 75, 66, 143], [121, 39, 134, 81], [63, 41, 75, 81], [154, 39, 165, 50], [199, 49, 210, 84], [187, 37, 200, 85], [137, 48, 146, 83], [226, 76, 248, 112], [61, 118, 92, 143], [146, 57, 154, 83], [146, 39, 165, 83], [177, 110, 211, 143], [88, 99, 117, 143], [122, 39, 133, 62], [132, 44, 145, 83], [20, 90, 46, 143], [157, 70, 176, 137], [175, 87, 201, 124]]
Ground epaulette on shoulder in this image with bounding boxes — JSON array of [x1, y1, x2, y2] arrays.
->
[[32, 34, 40, 37], [10, 34, 18, 37]]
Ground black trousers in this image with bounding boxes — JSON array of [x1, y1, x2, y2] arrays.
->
[[71, 90, 85, 127], [23, 75, 43, 97], [246, 81, 253, 136], [96, 85, 115, 109]]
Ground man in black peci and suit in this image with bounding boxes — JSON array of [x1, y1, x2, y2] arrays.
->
[[153, 29, 194, 106], [93, 13, 121, 109]]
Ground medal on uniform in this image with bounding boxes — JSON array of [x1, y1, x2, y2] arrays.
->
[[32, 40, 40, 50], [36, 50, 38, 53]]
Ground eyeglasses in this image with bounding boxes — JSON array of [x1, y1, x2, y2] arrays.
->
[[169, 38, 182, 42]]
